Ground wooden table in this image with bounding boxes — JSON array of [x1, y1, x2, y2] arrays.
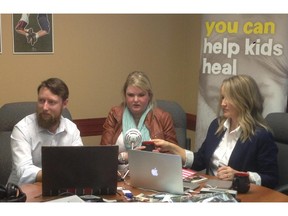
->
[[21, 177, 288, 202]]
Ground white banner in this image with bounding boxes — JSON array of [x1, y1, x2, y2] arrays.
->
[[195, 14, 288, 149]]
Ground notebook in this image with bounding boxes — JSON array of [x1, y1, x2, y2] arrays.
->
[[205, 179, 232, 189], [128, 150, 199, 195], [42, 145, 119, 196]]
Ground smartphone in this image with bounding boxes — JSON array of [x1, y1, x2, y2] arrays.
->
[[141, 141, 155, 151]]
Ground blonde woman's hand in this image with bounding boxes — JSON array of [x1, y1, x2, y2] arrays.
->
[[151, 139, 177, 153], [216, 165, 238, 181]]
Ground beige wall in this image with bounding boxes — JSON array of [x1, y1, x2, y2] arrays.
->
[[0, 14, 201, 146]]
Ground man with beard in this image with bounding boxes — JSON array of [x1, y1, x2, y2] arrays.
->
[[8, 78, 83, 185]]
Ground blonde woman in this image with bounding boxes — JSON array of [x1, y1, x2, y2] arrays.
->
[[153, 75, 279, 189]]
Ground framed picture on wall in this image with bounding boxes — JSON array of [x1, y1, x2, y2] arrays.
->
[[13, 14, 54, 54], [0, 15, 2, 54]]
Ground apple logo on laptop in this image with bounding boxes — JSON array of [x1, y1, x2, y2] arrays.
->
[[151, 168, 158, 176]]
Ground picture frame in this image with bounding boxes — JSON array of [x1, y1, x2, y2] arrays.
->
[[13, 14, 54, 54], [0, 15, 2, 54]]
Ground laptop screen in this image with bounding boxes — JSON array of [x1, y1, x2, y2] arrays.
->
[[42, 145, 118, 196]]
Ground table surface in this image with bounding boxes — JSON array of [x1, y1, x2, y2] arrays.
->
[[21, 175, 288, 202]]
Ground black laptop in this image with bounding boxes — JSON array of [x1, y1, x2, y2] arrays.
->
[[42, 145, 119, 196]]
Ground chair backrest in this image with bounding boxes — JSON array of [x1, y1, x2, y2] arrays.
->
[[0, 102, 72, 185], [156, 100, 191, 150], [0, 102, 72, 132], [0, 132, 13, 185], [265, 112, 288, 187]]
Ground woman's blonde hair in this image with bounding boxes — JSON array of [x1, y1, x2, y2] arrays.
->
[[122, 71, 154, 107], [216, 75, 270, 142]]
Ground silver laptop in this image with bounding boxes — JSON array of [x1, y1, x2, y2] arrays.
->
[[128, 150, 199, 194]]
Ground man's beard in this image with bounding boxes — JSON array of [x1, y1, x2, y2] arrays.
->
[[37, 111, 61, 130]]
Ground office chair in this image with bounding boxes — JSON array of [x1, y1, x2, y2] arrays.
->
[[156, 99, 191, 150], [0, 102, 72, 185], [265, 112, 288, 195], [0, 132, 13, 186]]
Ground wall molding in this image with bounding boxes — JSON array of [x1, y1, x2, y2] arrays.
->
[[186, 113, 197, 131], [73, 118, 106, 137], [74, 113, 197, 137]]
